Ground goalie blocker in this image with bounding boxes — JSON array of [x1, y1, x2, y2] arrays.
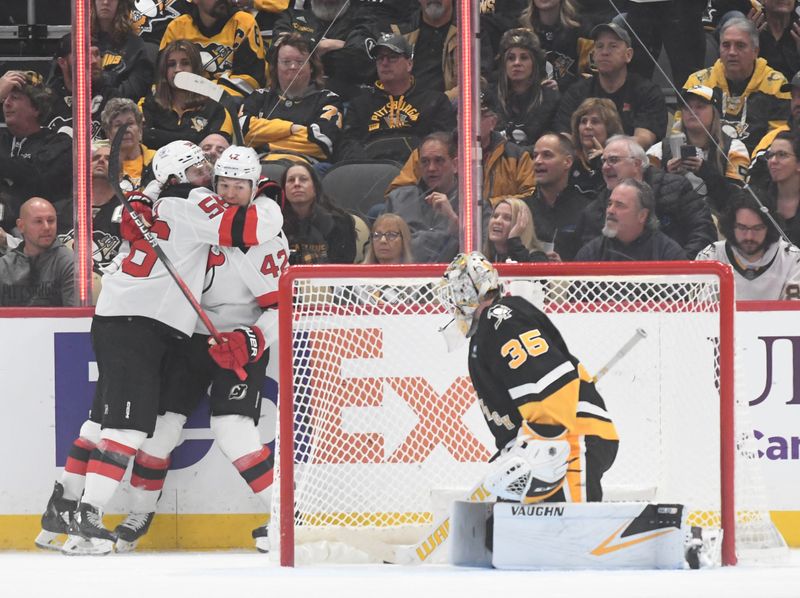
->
[[450, 501, 719, 570]]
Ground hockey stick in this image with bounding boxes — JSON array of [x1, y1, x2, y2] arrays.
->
[[173, 71, 244, 145], [352, 327, 648, 565], [108, 124, 247, 382]]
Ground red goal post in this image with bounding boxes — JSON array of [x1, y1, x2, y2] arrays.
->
[[273, 261, 778, 567]]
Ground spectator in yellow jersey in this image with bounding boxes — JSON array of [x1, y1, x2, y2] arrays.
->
[[101, 98, 155, 192]]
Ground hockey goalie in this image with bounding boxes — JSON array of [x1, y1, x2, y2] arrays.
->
[[437, 253, 703, 570]]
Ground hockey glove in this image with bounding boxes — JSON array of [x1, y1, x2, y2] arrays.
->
[[208, 326, 266, 372], [256, 177, 282, 204], [119, 196, 154, 242]]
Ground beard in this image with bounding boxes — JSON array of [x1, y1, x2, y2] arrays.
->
[[311, 0, 349, 22], [736, 238, 767, 258], [602, 221, 618, 238]]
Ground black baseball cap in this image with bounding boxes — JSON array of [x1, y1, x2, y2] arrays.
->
[[374, 33, 413, 59], [590, 22, 632, 46], [781, 71, 800, 93]]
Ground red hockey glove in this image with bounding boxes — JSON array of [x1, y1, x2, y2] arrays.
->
[[208, 326, 266, 372], [256, 177, 282, 204], [120, 198, 153, 242]]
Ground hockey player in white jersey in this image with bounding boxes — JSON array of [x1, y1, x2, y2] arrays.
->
[[109, 146, 289, 553], [696, 191, 800, 300], [55, 141, 283, 555]]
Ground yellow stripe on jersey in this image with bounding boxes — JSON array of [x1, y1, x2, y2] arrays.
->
[[518, 377, 579, 431], [575, 418, 619, 441]]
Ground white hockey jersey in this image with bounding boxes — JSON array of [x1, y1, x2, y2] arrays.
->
[[199, 229, 290, 347], [695, 238, 800, 300], [95, 188, 284, 336]]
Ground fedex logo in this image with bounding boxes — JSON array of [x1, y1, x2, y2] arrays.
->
[[53, 332, 277, 469]]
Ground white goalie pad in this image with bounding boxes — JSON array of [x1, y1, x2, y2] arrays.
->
[[452, 501, 698, 570]]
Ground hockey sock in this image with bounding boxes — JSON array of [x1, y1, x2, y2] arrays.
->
[[128, 412, 187, 512], [60, 420, 102, 501], [211, 415, 274, 505], [82, 429, 146, 508]]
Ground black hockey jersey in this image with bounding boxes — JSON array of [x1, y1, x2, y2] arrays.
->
[[468, 295, 618, 451]]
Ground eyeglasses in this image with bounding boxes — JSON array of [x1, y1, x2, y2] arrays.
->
[[601, 155, 634, 165], [278, 59, 305, 69], [734, 223, 767, 234], [371, 231, 402, 241], [765, 150, 796, 161]]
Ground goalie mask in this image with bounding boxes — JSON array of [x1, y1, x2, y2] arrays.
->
[[437, 252, 502, 338], [214, 146, 261, 201], [153, 140, 209, 185]]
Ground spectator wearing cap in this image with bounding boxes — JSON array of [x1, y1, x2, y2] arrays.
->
[[575, 135, 718, 259], [92, 0, 155, 101], [647, 85, 749, 214], [623, 0, 706, 88], [340, 32, 456, 163], [696, 189, 800, 300], [553, 22, 667, 150], [0, 197, 75, 307], [272, 0, 378, 100], [47, 33, 116, 139], [241, 32, 344, 166], [748, 68, 800, 189], [160, 0, 267, 96], [575, 178, 687, 262], [0, 70, 73, 232], [139, 39, 234, 150], [492, 28, 559, 149], [527, 132, 590, 262], [680, 17, 790, 155], [386, 91, 535, 209]]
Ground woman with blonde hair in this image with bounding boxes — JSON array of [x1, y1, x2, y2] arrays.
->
[[140, 39, 233, 149], [484, 198, 548, 263], [570, 97, 624, 195], [519, 0, 593, 91], [363, 213, 414, 264]]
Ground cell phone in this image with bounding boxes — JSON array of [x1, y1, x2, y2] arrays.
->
[[680, 145, 701, 160]]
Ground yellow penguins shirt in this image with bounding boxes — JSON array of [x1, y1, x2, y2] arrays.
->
[[468, 295, 618, 451], [120, 145, 156, 193], [678, 58, 790, 154], [160, 9, 267, 95], [241, 86, 343, 161]]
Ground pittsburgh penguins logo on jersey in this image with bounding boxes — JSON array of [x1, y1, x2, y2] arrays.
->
[[228, 383, 248, 401], [132, 0, 181, 34], [487, 304, 513, 330], [190, 116, 209, 133], [546, 51, 574, 82], [199, 28, 246, 75]]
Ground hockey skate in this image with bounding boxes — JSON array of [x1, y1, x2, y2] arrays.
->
[[62, 502, 116, 556], [34, 481, 77, 551], [252, 522, 269, 553], [114, 512, 155, 553]]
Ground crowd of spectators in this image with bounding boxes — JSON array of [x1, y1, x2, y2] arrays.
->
[[3, 0, 800, 304]]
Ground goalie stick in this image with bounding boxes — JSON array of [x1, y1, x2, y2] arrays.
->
[[345, 327, 648, 565], [173, 71, 244, 145], [108, 124, 247, 381]]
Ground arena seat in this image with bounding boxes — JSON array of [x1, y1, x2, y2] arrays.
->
[[321, 160, 402, 221]]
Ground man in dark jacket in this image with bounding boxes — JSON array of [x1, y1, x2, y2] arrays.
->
[[575, 135, 717, 258], [0, 70, 73, 232], [340, 33, 456, 162], [575, 178, 686, 262], [0, 197, 75, 307]]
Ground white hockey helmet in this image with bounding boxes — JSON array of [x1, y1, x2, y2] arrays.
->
[[152, 140, 209, 185], [437, 252, 502, 337], [214, 145, 261, 201]]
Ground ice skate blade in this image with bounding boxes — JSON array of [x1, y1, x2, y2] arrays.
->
[[62, 535, 114, 556], [34, 530, 65, 551], [114, 538, 139, 554]]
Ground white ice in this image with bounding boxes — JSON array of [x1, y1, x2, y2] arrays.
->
[[2, 550, 800, 598]]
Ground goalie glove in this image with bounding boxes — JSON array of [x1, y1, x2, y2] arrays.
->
[[119, 195, 154, 242], [485, 422, 571, 503], [208, 326, 266, 372]]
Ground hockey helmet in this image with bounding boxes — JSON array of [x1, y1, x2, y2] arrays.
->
[[214, 146, 261, 201], [152, 140, 209, 185], [437, 252, 502, 337]]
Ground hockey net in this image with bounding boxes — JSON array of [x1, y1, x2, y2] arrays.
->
[[272, 262, 787, 567]]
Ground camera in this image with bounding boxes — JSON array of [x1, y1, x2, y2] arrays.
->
[[680, 145, 702, 160]]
